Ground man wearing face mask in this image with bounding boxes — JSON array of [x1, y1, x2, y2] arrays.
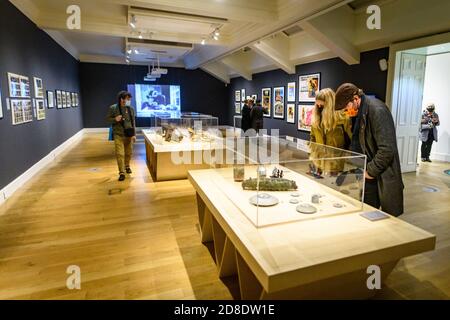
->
[[420, 103, 440, 162], [107, 91, 137, 181], [335, 83, 404, 217]]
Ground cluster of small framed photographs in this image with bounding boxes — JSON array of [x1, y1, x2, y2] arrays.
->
[[1, 72, 80, 125], [54, 90, 79, 109], [234, 73, 320, 132]]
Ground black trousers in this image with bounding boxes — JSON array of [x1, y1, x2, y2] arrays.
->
[[421, 137, 434, 159], [364, 179, 380, 209]]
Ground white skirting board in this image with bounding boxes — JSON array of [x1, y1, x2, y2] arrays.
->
[[431, 152, 450, 163], [0, 129, 86, 206]]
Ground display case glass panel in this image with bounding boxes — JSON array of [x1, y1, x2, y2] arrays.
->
[[208, 136, 366, 228], [144, 114, 220, 147]]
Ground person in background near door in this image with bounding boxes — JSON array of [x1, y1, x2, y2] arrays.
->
[[107, 91, 137, 181], [250, 99, 267, 134], [241, 99, 252, 133], [335, 83, 404, 217], [420, 103, 440, 162]]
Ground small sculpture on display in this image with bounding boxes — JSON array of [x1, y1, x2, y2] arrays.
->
[[270, 167, 284, 179], [257, 166, 267, 178], [311, 194, 322, 204], [233, 165, 245, 182], [296, 203, 317, 214], [163, 126, 184, 142], [242, 177, 297, 191], [307, 164, 323, 179], [249, 193, 279, 207]]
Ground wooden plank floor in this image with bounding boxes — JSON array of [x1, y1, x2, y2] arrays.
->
[[0, 133, 448, 300]]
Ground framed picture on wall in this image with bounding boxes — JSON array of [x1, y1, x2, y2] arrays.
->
[[8, 72, 30, 98], [36, 99, 46, 120], [299, 73, 320, 103], [11, 99, 24, 125], [56, 90, 62, 109], [235, 102, 241, 114], [71, 93, 76, 107], [235, 90, 241, 102], [61, 91, 67, 108], [67, 92, 72, 108], [23, 99, 33, 122], [287, 82, 296, 102], [261, 88, 271, 118], [286, 104, 295, 124], [241, 89, 245, 102], [33, 77, 44, 98], [273, 86, 285, 119], [0, 84, 3, 119], [298, 104, 314, 132], [47, 91, 55, 108]]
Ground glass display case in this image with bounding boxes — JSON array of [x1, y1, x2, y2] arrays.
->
[[208, 135, 367, 228], [151, 114, 220, 144]]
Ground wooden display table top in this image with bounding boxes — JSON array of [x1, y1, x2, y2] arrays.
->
[[188, 168, 436, 294]]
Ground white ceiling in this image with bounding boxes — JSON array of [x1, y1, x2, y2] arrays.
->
[[10, 0, 450, 83]]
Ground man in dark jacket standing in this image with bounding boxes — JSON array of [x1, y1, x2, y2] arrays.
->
[[107, 91, 137, 181], [250, 100, 268, 134], [335, 83, 404, 217], [241, 99, 252, 133]]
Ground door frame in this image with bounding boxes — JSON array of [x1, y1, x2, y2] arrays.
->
[[386, 32, 450, 116], [385, 32, 450, 172]]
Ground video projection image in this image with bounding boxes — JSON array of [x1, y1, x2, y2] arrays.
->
[[127, 84, 181, 118]]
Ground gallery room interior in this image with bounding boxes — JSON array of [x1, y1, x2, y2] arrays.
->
[[0, 0, 449, 301]]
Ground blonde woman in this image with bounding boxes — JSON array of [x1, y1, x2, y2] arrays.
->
[[310, 88, 351, 148], [309, 88, 352, 175]]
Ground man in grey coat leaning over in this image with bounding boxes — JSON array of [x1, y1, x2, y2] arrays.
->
[[335, 83, 404, 217]]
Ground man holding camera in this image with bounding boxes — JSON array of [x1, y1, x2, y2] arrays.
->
[[107, 91, 137, 181], [420, 103, 440, 163]]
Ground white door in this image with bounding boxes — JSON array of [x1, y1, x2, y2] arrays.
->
[[393, 53, 427, 172]]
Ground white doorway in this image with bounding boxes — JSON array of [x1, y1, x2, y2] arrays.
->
[[388, 34, 450, 173]]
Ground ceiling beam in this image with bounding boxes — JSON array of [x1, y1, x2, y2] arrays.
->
[[45, 30, 80, 60], [36, 14, 230, 46], [9, 0, 40, 22], [251, 34, 295, 74], [221, 52, 253, 81], [184, 0, 352, 69], [299, 6, 360, 65], [200, 61, 230, 84], [354, 0, 450, 51], [100, 0, 276, 22]]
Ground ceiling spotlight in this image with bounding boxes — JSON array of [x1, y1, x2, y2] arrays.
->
[[214, 29, 220, 37], [134, 49, 139, 54], [213, 35, 219, 41], [129, 14, 136, 29], [138, 32, 143, 39], [126, 59, 130, 64], [127, 48, 132, 54], [201, 39, 206, 45]]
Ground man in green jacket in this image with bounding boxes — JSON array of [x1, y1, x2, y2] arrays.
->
[[335, 83, 404, 217], [106, 91, 137, 181]]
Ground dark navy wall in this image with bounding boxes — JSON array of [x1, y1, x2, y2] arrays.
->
[[0, 0, 83, 190], [79, 63, 229, 128], [228, 48, 389, 139]]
